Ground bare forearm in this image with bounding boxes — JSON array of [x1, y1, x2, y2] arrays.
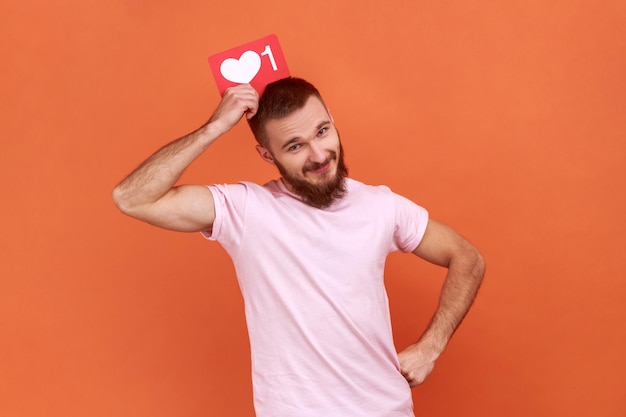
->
[[111, 84, 259, 230], [421, 247, 485, 354], [398, 247, 484, 387], [112, 122, 219, 212]]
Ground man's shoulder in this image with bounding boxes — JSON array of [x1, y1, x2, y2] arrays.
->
[[209, 179, 278, 192], [345, 178, 425, 211], [209, 179, 288, 204], [345, 177, 394, 197]]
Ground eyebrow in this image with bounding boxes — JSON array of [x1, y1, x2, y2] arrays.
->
[[280, 120, 331, 150]]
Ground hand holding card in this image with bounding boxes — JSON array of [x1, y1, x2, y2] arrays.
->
[[208, 34, 290, 96]]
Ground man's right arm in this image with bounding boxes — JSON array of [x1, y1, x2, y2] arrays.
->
[[112, 84, 259, 232]]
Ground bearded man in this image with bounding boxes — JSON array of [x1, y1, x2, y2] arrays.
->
[[113, 77, 485, 417]]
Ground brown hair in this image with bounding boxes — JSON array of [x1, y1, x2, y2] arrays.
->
[[248, 77, 325, 147]]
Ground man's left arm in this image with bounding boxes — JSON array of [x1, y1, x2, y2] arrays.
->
[[397, 219, 485, 387]]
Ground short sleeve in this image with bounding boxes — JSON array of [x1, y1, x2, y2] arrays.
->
[[391, 192, 429, 253], [200, 183, 249, 253]]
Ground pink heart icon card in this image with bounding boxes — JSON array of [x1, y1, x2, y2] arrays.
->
[[208, 34, 290, 96]]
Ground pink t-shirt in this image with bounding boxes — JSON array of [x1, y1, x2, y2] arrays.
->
[[204, 178, 428, 417]]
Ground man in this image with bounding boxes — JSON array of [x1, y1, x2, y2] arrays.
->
[[113, 77, 485, 417]]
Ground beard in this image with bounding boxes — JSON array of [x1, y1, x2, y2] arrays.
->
[[275, 141, 349, 209]]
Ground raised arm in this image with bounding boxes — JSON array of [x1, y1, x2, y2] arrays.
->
[[398, 219, 485, 387], [112, 84, 259, 232]]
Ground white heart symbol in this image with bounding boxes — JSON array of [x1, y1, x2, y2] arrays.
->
[[220, 50, 262, 84]]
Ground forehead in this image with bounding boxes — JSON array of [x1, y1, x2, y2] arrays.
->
[[263, 96, 330, 149]]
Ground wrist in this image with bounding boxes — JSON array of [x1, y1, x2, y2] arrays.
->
[[417, 331, 448, 360], [199, 120, 227, 145]]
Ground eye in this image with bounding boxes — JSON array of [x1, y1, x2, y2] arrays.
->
[[317, 127, 328, 136], [287, 143, 301, 152]]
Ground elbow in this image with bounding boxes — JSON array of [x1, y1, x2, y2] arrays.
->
[[471, 247, 486, 282], [456, 240, 485, 282], [112, 185, 133, 216]]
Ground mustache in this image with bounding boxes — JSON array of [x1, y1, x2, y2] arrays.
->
[[302, 152, 337, 173]]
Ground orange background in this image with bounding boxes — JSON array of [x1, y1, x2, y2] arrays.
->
[[1, 1, 625, 416]]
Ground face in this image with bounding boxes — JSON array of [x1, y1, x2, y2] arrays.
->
[[256, 96, 348, 208]]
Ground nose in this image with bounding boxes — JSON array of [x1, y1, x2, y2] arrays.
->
[[308, 141, 327, 163]]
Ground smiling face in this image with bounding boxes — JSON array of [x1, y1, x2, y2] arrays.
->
[[256, 95, 348, 208]]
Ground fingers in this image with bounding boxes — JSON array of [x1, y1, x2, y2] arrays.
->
[[398, 346, 436, 388], [209, 84, 259, 134], [223, 84, 259, 116], [401, 368, 429, 387]]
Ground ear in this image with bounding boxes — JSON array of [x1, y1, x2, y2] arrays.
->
[[255, 145, 275, 165]]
